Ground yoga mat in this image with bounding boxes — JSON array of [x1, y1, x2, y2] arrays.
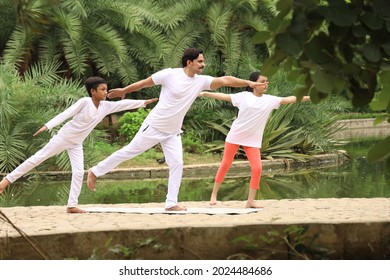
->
[[85, 207, 262, 215]]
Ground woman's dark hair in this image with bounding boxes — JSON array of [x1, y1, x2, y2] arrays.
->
[[245, 71, 261, 92], [181, 48, 203, 67], [84, 76, 107, 97]]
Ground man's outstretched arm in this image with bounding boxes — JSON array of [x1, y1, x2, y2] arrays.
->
[[210, 76, 264, 90], [108, 77, 155, 99]]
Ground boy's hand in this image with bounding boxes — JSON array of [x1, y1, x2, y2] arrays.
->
[[144, 98, 158, 106], [33, 125, 47, 137], [108, 88, 126, 99]]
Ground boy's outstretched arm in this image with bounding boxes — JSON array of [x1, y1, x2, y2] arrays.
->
[[200, 91, 232, 102], [144, 98, 158, 106], [280, 96, 311, 105], [108, 77, 155, 99], [33, 125, 48, 137]]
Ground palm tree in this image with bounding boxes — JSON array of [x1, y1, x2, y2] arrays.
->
[[0, 0, 168, 83], [156, 0, 273, 77]]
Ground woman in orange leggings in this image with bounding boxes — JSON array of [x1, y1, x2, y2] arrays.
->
[[201, 71, 311, 208]]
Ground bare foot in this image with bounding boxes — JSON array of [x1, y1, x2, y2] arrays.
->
[[245, 202, 263, 209], [66, 207, 86, 214], [0, 178, 10, 194], [209, 196, 218, 205], [165, 205, 187, 211], [87, 169, 97, 192]]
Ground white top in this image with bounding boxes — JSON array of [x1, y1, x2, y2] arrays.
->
[[45, 97, 145, 144], [145, 68, 213, 134], [226, 92, 282, 148]]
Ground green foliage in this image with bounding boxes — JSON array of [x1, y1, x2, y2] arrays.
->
[[0, 0, 276, 84], [0, 123, 27, 173], [118, 108, 150, 142], [0, 0, 168, 83], [88, 236, 167, 260], [254, 0, 390, 167], [182, 129, 205, 153], [231, 225, 332, 260]]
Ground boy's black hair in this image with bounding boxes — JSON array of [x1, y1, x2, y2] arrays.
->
[[181, 48, 203, 67], [245, 71, 261, 92], [84, 77, 107, 97]]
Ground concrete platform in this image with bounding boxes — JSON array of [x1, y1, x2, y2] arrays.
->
[[1, 198, 389, 260]]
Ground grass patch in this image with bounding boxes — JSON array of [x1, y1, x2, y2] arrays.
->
[[91, 141, 222, 168]]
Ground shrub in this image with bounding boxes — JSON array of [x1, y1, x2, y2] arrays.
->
[[118, 108, 150, 142], [182, 129, 205, 154]]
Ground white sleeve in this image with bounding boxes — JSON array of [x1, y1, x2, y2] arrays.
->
[[202, 75, 214, 91], [45, 98, 85, 130], [271, 96, 283, 109], [230, 92, 244, 108], [151, 68, 172, 85], [105, 99, 146, 114]]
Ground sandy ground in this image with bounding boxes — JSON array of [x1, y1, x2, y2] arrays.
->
[[1, 198, 389, 238]]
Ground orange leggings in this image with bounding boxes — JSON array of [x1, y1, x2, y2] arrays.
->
[[215, 142, 262, 190]]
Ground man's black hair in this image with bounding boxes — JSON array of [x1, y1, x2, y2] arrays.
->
[[181, 48, 203, 67]]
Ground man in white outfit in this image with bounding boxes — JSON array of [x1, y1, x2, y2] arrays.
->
[[0, 77, 157, 213], [87, 48, 264, 211]]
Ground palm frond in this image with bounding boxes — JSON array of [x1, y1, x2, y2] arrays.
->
[[204, 119, 232, 136], [0, 64, 20, 123], [86, 23, 129, 75], [228, 0, 258, 11], [59, 0, 88, 19], [163, 22, 203, 68], [242, 14, 269, 32], [91, 24, 128, 63], [97, 0, 163, 31], [207, 3, 233, 46], [23, 60, 62, 85], [38, 32, 62, 65], [222, 27, 242, 75], [126, 24, 170, 67], [116, 56, 140, 85], [2, 27, 30, 67], [54, 9, 88, 76], [156, 0, 204, 29], [0, 0, 15, 48], [0, 123, 28, 173], [0, 87, 19, 125]]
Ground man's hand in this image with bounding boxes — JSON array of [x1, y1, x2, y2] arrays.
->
[[144, 98, 158, 106], [33, 125, 47, 137], [108, 88, 127, 99], [248, 81, 268, 88]]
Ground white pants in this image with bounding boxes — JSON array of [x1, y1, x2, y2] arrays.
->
[[6, 134, 84, 207], [92, 122, 183, 208]]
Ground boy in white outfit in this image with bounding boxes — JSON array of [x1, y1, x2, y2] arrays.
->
[[87, 48, 265, 211], [0, 77, 157, 213]]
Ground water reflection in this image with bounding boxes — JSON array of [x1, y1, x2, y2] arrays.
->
[[1, 138, 388, 207]]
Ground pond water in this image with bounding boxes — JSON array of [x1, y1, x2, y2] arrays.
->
[[0, 138, 388, 207]]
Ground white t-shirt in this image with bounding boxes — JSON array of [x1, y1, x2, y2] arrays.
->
[[45, 97, 145, 144], [145, 68, 213, 134], [226, 92, 282, 148]]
